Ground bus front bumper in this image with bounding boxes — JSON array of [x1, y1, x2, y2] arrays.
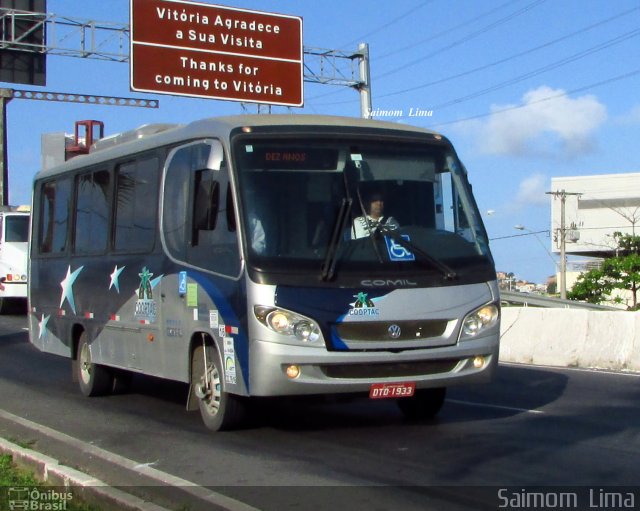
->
[[248, 333, 499, 397]]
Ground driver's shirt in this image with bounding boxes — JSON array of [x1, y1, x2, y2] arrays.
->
[[351, 215, 399, 239]]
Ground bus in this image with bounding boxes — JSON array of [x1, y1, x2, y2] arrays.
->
[[0, 206, 29, 313], [28, 115, 500, 431]]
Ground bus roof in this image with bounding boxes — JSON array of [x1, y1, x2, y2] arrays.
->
[[35, 114, 444, 181]]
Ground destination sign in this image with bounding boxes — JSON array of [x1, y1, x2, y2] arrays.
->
[[130, 0, 304, 106], [240, 144, 339, 170]]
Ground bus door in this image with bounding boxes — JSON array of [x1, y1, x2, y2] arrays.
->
[[161, 140, 243, 385]]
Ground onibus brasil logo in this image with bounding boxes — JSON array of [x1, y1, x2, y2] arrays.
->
[[348, 291, 381, 316], [7, 487, 73, 510]]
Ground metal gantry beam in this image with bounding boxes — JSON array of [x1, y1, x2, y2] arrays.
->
[[0, 8, 129, 61], [10, 88, 159, 108]]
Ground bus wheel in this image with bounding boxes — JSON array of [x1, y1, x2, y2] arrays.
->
[[77, 333, 113, 397], [193, 345, 245, 431], [397, 387, 446, 420]]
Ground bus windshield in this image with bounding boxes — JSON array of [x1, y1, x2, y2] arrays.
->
[[234, 136, 492, 282]]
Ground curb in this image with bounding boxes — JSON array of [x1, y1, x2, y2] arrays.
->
[[0, 437, 169, 511]]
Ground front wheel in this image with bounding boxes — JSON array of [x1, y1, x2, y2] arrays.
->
[[397, 387, 446, 420], [192, 344, 246, 431], [77, 333, 113, 397]]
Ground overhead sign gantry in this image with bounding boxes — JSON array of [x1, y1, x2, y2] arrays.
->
[[130, 0, 304, 106]]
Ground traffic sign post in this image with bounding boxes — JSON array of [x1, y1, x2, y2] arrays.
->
[[130, 0, 304, 106]]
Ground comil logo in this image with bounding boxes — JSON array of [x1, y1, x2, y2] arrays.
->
[[7, 487, 74, 510]]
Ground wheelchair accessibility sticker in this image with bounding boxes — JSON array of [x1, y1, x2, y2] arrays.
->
[[384, 235, 415, 262]]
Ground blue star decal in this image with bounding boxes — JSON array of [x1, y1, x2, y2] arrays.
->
[[109, 265, 125, 293], [60, 265, 84, 314], [38, 314, 50, 339]]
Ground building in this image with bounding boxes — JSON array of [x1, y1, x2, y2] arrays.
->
[[550, 173, 640, 258], [550, 173, 640, 307]]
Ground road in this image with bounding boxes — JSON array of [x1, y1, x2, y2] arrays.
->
[[1, 313, 638, 510]]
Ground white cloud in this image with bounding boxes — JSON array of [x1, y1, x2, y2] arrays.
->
[[480, 86, 607, 158], [616, 104, 640, 125], [513, 173, 549, 208]]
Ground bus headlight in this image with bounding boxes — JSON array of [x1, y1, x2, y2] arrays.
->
[[254, 306, 322, 344], [460, 303, 499, 339]]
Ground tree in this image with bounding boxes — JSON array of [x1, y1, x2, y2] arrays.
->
[[568, 232, 640, 310]]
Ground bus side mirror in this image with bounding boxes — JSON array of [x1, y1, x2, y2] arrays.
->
[[206, 141, 224, 171]]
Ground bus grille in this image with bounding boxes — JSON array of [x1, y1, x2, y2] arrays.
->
[[334, 319, 449, 341], [320, 359, 459, 379]]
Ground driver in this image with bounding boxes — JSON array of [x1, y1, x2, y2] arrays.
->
[[351, 192, 399, 239]]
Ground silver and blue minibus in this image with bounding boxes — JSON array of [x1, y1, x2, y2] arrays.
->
[[29, 115, 500, 430]]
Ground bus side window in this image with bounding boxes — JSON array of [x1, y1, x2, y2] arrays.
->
[[192, 169, 220, 246], [39, 179, 71, 254], [74, 169, 110, 254], [114, 157, 159, 253], [226, 182, 236, 232]]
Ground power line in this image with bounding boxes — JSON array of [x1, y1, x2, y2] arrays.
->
[[426, 28, 640, 111], [374, 5, 640, 100], [314, 25, 640, 109], [374, 0, 547, 81], [374, 0, 517, 61], [305, 0, 534, 103], [338, 0, 435, 50], [490, 230, 549, 241], [428, 66, 640, 129]]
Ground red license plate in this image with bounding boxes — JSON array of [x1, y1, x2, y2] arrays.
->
[[369, 382, 416, 399]]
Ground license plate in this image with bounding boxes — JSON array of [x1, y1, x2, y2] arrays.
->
[[369, 382, 415, 399]]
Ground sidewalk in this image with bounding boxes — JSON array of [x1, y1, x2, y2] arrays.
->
[[0, 410, 259, 511], [0, 436, 167, 511]]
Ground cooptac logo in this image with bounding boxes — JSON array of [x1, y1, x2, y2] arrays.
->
[[348, 291, 381, 316]]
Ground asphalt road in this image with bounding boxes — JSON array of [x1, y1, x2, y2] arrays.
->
[[1, 312, 638, 511]]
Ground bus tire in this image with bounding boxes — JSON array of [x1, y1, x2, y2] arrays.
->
[[397, 387, 446, 420], [77, 332, 113, 397], [112, 369, 133, 394], [192, 344, 246, 431]]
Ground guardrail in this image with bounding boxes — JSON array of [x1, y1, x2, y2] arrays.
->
[[499, 290, 621, 311]]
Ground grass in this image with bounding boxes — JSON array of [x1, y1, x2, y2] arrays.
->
[[0, 454, 100, 511], [0, 453, 38, 486]]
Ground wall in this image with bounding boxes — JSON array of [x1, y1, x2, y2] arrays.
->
[[499, 308, 640, 372]]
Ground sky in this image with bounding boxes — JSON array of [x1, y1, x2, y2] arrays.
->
[[3, 0, 640, 284]]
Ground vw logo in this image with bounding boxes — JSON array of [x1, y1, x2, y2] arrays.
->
[[388, 324, 402, 339]]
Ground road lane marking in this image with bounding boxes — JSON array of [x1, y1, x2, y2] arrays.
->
[[0, 409, 262, 511], [448, 399, 545, 415]]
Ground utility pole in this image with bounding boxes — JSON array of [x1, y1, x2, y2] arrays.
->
[[356, 43, 372, 118], [0, 88, 11, 205], [547, 189, 582, 299]]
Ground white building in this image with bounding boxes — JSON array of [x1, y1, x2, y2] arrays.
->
[[550, 173, 640, 258], [550, 173, 639, 308]]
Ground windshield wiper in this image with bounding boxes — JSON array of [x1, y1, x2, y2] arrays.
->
[[320, 197, 352, 281], [377, 224, 458, 280], [355, 186, 384, 264]]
